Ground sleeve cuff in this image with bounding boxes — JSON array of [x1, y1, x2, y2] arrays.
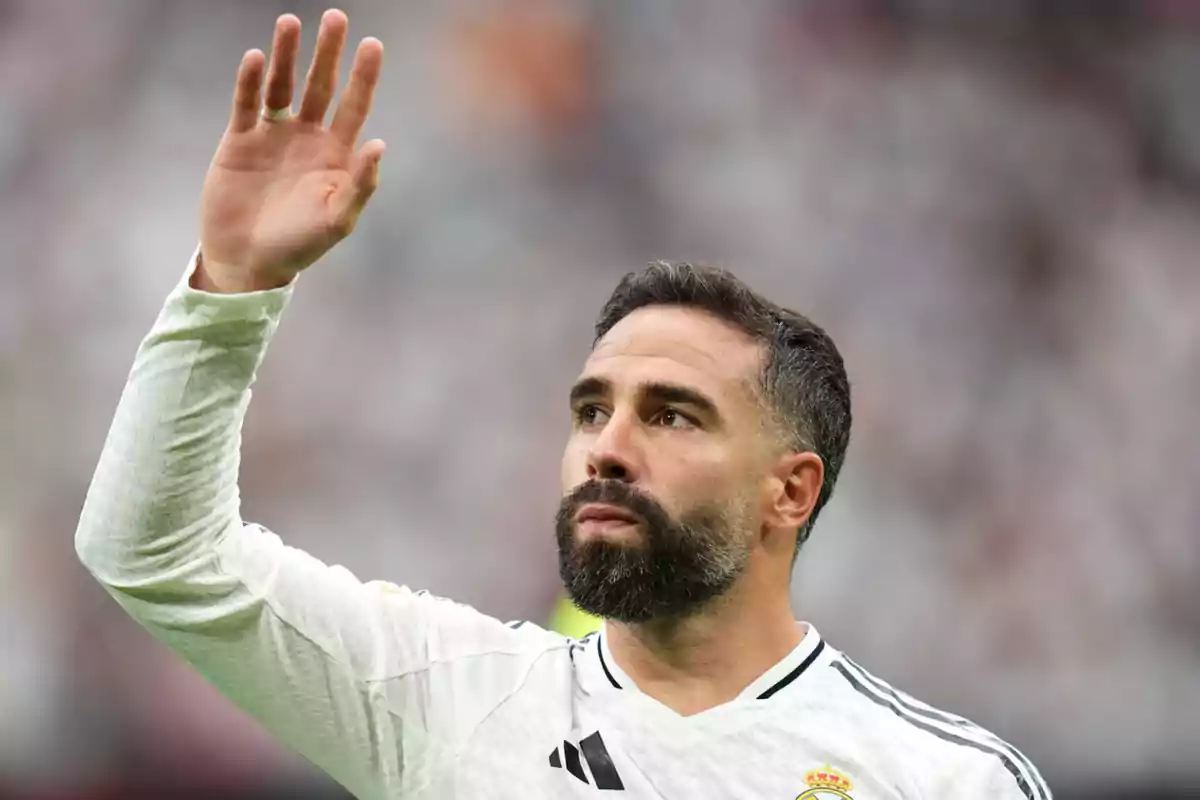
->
[[170, 245, 296, 324]]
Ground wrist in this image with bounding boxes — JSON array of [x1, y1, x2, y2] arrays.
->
[[191, 251, 296, 294]]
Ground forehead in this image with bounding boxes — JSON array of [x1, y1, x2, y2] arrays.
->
[[583, 306, 763, 400]]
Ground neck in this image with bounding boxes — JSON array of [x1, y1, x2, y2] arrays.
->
[[604, 575, 803, 716]]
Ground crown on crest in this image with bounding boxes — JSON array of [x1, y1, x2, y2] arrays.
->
[[804, 766, 853, 792]]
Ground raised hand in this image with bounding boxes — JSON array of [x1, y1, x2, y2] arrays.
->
[[196, 9, 385, 293]]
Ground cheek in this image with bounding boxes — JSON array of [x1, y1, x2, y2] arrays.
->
[[664, 451, 740, 507], [690, 451, 763, 516]]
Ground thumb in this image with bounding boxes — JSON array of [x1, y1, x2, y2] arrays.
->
[[332, 139, 386, 232]]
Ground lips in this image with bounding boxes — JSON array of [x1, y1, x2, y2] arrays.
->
[[575, 503, 640, 525]]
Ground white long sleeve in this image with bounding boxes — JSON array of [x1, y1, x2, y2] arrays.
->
[[74, 253, 559, 799]]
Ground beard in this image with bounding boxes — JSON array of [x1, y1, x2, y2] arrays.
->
[[555, 479, 749, 623]]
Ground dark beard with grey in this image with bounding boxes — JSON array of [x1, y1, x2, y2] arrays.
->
[[555, 479, 748, 623]]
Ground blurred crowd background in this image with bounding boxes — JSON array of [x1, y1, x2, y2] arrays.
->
[[2, 0, 1199, 798]]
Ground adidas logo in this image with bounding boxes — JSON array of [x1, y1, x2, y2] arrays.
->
[[548, 731, 625, 790]]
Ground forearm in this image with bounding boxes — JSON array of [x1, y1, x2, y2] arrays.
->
[[75, 249, 292, 591], [73, 252, 409, 797]]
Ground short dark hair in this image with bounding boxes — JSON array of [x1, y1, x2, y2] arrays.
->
[[593, 261, 852, 550]]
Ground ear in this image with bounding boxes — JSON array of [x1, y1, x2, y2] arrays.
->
[[764, 451, 824, 532]]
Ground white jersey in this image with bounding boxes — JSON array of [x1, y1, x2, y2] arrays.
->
[[75, 253, 1051, 800]]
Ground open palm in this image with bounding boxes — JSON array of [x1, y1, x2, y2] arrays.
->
[[199, 10, 385, 292]]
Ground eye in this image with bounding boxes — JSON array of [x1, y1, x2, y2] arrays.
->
[[575, 404, 609, 427], [653, 408, 696, 429]]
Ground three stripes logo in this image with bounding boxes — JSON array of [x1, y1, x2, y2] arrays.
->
[[831, 656, 1051, 800], [548, 731, 625, 791]]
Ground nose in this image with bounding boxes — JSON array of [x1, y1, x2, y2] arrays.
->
[[586, 415, 641, 483]]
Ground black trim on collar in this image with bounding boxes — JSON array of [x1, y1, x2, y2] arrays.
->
[[756, 639, 826, 699], [597, 638, 622, 689]]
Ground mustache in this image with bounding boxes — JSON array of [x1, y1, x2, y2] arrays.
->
[[556, 480, 671, 528]]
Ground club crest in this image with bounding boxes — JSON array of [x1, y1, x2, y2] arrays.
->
[[797, 766, 855, 799]]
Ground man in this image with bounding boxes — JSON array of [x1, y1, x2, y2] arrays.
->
[[75, 10, 1051, 799]]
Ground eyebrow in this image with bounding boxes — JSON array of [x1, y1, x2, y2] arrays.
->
[[569, 376, 722, 421]]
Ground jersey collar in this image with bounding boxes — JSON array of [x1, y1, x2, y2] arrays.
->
[[595, 622, 827, 701]]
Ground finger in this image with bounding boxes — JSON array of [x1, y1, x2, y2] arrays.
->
[[298, 9, 348, 124], [348, 139, 386, 210], [229, 49, 266, 133], [329, 37, 384, 146], [332, 139, 386, 233], [263, 14, 302, 113]]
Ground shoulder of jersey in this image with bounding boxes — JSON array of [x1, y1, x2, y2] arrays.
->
[[372, 583, 573, 653], [826, 653, 1052, 800], [503, 617, 576, 642]]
